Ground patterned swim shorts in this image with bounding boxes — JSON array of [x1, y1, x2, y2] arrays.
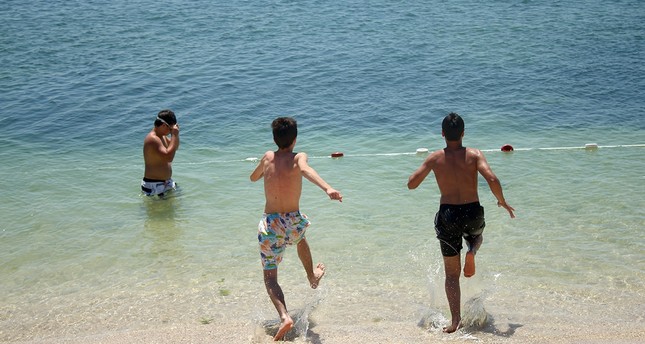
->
[[141, 178, 176, 196], [258, 211, 310, 270]]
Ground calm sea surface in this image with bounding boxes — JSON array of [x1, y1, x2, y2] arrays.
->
[[1, 0, 643, 342]]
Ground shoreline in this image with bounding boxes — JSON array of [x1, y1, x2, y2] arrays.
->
[[4, 270, 644, 344], [9, 320, 645, 344]]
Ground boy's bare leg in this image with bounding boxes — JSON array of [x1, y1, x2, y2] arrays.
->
[[464, 235, 483, 278], [263, 269, 293, 341], [442, 255, 462, 333], [297, 238, 326, 289]]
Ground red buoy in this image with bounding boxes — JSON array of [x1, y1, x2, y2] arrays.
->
[[501, 144, 514, 152], [331, 152, 344, 158]]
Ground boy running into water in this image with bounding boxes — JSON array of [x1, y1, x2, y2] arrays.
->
[[407, 113, 514, 333], [250, 117, 343, 341]]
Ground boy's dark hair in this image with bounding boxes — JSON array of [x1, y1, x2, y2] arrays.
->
[[442, 112, 464, 141], [272, 117, 298, 149], [155, 109, 177, 127]]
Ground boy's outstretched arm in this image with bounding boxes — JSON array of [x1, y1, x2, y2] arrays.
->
[[250, 153, 267, 182], [408, 153, 435, 189], [476, 150, 515, 218], [297, 153, 343, 202]]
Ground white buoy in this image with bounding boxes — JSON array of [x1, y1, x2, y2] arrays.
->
[[416, 148, 429, 154], [585, 143, 599, 150]]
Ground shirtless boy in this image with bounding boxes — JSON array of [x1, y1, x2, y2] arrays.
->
[[142, 109, 180, 197], [250, 117, 342, 341], [407, 112, 514, 333]]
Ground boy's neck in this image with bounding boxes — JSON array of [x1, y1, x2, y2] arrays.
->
[[277, 141, 296, 153], [445, 140, 464, 150]]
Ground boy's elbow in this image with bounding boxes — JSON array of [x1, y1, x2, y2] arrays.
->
[[487, 175, 500, 183], [486, 176, 500, 186]]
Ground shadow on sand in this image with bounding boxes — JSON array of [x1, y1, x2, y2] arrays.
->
[[478, 314, 523, 338]]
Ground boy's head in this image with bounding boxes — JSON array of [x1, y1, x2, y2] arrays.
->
[[155, 109, 177, 127], [272, 117, 298, 149], [442, 112, 464, 141]]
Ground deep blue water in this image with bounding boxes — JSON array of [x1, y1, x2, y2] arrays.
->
[[2, 0, 643, 159]]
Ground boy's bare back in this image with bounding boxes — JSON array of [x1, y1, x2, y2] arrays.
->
[[256, 150, 305, 213], [430, 147, 482, 205], [251, 149, 342, 213]]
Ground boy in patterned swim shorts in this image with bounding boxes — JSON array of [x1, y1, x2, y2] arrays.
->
[[250, 117, 343, 341]]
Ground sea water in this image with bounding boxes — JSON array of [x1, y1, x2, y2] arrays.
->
[[1, 0, 643, 342]]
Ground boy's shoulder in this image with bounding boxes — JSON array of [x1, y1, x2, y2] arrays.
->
[[465, 147, 484, 157], [293, 151, 309, 161]]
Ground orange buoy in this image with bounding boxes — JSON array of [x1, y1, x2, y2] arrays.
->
[[501, 144, 514, 152], [331, 152, 344, 158]]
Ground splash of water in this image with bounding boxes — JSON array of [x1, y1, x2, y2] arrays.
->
[[417, 309, 448, 333], [292, 291, 324, 338], [256, 290, 325, 342], [460, 293, 489, 330], [420, 269, 501, 335]]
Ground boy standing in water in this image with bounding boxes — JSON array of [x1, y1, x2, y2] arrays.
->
[[407, 112, 515, 333], [250, 117, 343, 341], [142, 109, 180, 197]]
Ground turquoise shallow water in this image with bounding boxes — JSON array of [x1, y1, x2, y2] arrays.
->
[[1, 0, 644, 342]]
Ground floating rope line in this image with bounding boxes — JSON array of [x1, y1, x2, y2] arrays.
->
[[177, 143, 645, 164], [481, 144, 645, 152], [17, 143, 642, 174], [483, 143, 644, 152], [302, 143, 645, 160], [166, 143, 645, 166]]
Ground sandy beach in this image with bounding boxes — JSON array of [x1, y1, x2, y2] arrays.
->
[[11, 319, 645, 344], [9, 290, 645, 344]]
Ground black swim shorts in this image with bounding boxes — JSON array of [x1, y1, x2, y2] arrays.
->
[[434, 202, 485, 257]]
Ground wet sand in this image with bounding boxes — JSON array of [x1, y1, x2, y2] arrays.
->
[[10, 317, 645, 344]]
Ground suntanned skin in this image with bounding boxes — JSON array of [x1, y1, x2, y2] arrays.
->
[[408, 131, 514, 333], [143, 122, 180, 180], [250, 139, 342, 341]]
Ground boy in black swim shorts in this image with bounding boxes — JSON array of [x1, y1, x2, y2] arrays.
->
[[408, 113, 515, 333]]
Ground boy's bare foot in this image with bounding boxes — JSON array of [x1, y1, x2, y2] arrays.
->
[[273, 317, 294, 341], [309, 263, 326, 289], [464, 251, 475, 278], [443, 319, 461, 333]]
